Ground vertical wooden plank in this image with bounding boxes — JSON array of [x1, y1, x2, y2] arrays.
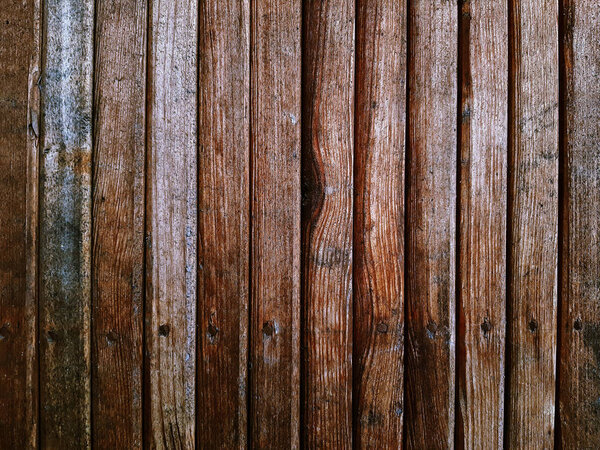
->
[[196, 1, 249, 448], [507, 0, 559, 447], [404, 0, 457, 447], [559, 0, 600, 445], [92, 0, 146, 447], [250, 0, 301, 448], [0, 0, 40, 446], [39, 0, 94, 446], [353, 0, 406, 448], [302, 1, 354, 448], [145, 0, 197, 446], [456, 0, 508, 447]]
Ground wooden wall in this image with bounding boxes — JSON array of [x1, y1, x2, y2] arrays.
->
[[0, 0, 599, 448]]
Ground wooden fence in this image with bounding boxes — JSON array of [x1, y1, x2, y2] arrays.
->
[[0, 0, 598, 448]]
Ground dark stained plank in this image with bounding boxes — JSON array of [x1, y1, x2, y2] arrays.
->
[[302, 1, 354, 448], [39, 0, 94, 447], [353, 0, 406, 448], [456, 0, 508, 447], [92, 0, 146, 447], [404, 0, 457, 447], [145, 0, 197, 446], [506, 0, 559, 447], [196, 1, 249, 448], [250, 0, 301, 448], [0, 0, 40, 446], [559, 0, 600, 445]]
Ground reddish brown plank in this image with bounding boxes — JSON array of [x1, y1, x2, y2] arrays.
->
[[39, 0, 94, 446], [353, 0, 406, 448], [507, 0, 559, 447], [92, 0, 146, 447], [302, 1, 354, 448], [404, 0, 457, 447], [196, 1, 249, 448], [0, 0, 40, 446], [559, 0, 600, 445], [145, 0, 197, 446], [250, 0, 301, 448], [456, 0, 508, 447]]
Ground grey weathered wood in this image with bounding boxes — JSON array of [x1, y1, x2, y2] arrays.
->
[[145, 0, 198, 446], [39, 0, 94, 447]]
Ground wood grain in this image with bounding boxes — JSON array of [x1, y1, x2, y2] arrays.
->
[[145, 0, 197, 446], [302, 1, 354, 448], [0, 0, 40, 446], [456, 0, 507, 447], [196, 1, 249, 448], [92, 0, 146, 447], [559, 0, 600, 445], [404, 0, 457, 448], [250, 1, 301, 448], [353, 0, 406, 448], [39, 0, 94, 447], [507, 0, 559, 447]]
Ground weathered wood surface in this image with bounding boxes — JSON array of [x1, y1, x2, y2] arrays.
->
[[456, 0, 508, 447], [507, 0, 559, 447], [559, 0, 600, 446], [4, 1, 600, 447], [39, 0, 94, 447], [250, 0, 301, 448], [145, 0, 197, 446], [404, 0, 457, 448], [197, 1, 249, 448], [0, 0, 40, 446], [302, 0, 354, 447], [92, 0, 146, 447], [353, 0, 406, 448]]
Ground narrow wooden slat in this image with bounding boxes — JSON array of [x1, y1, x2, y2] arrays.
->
[[92, 0, 146, 447], [145, 0, 197, 446], [559, 0, 600, 445], [302, 1, 354, 447], [250, 0, 301, 448], [353, 0, 406, 447], [39, 0, 94, 446], [404, 0, 457, 447], [507, 0, 559, 446], [456, 0, 508, 447], [196, 1, 249, 447], [0, 0, 40, 446]]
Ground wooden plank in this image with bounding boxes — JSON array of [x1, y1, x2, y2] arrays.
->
[[145, 0, 197, 446], [39, 0, 94, 447], [353, 0, 406, 448], [196, 1, 249, 448], [250, 0, 301, 448], [302, 1, 354, 448], [92, 0, 146, 447], [456, 0, 507, 447], [404, 0, 457, 447], [0, 0, 40, 446], [559, 0, 600, 445], [506, 0, 559, 447]]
